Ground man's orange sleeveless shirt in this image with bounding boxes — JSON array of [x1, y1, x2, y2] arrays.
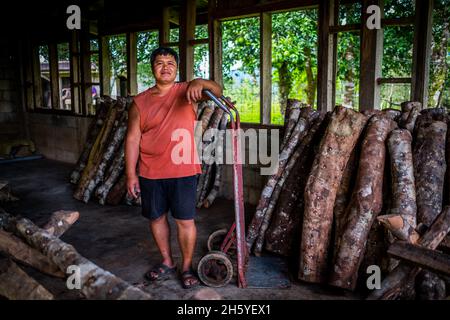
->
[[133, 82, 202, 179]]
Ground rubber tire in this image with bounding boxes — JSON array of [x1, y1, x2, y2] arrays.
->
[[197, 251, 233, 288], [207, 228, 229, 251]]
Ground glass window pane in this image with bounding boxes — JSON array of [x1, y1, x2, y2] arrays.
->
[[381, 83, 411, 110], [170, 28, 179, 42], [339, 2, 362, 25], [384, 0, 414, 19], [39, 45, 51, 108], [57, 43, 71, 110], [272, 9, 318, 125], [195, 24, 208, 39], [222, 17, 260, 123], [194, 44, 209, 79], [382, 26, 413, 78], [336, 32, 360, 110], [108, 34, 127, 98], [90, 38, 99, 51], [137, 30, 159, 93]]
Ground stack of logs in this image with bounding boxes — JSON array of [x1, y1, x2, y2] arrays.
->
[[0, 208, 151, 300], [70, 96, 227, 208], [247, 100, 450, 300]]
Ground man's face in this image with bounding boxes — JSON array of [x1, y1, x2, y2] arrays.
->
[[152, 54, 177, 84]]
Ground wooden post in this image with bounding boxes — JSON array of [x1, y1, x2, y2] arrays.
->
[[317, 0, 337, 112], [31, 44, 43, 108], [411, 0, 433, 108], [99, 36, 111, 97], [23, 39, 35, 111], [79, 31, 92, 115], [160, 7, 171, 46], [49, 43, 60, 109], [127, 32, 138, 95], [260, 12, 272, 124], [179, 0, 196, 81], [359, 0, 383, 111], [208, 9, 223, 87], [70, 31, 81, 113]]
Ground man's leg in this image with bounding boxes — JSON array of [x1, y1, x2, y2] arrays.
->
[[148, 213, 176, 278], [174, 218, 197, 272]]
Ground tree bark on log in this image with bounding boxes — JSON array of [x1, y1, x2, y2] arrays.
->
[[253, 111, 320, 255], [105, 173, 127, 206], [265, 114, 326, 256], [0, 210, 79, 278], [414, 118, 447, 228], [200, 102, 215, 135], [329, 115, 397, 290], [377, 129, 418, 243], [299, 106, 368, 284], [399, 101, 421, 133], [0, 230, 64, 278], [70, 98, 112, 184], [74, 99, 125, 201], [81, 107, 128, 203], [280, 99, 302, 151], [381, 109, 401, 122], [367, 206, 450, 300], [0, 257, 54, 300], [96, 142, 125, 205], [247, 113, 313, 252], [0, 212, 152, 300]]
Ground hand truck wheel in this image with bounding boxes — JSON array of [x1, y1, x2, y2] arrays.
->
[[207, 228, 237, 257], [197, 251, 233, 288]]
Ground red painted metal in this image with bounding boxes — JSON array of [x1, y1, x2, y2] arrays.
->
[[202, 90, 249, 288]]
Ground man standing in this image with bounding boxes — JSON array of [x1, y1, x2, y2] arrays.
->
[[125, 47, 222, 289]]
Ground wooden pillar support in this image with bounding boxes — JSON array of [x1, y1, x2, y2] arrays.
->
[[160, 7, 171, 46], [208, 0, 223, 87], [260, 12, 272, 125], [179, 0, 196, 81], [49, 43, 60, 109], [99, 36, 111, 97], [359, 0, 384, 111], [127, 32, 138, 96], [70, 31, 81, 113], [317, 0, 337, 112], [411, 0, 433, 108]]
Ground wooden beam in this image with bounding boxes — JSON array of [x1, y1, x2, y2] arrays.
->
[[160, 7, 170, 47], [411, 0, 433, 108], [330, 23, 361, 33], [359, 0, 383, 111], [388, 241, 450, 277], [377, 77, 411, 85], [23, 39, 35, 111], [31, 45, 43, 108], [260, 12, 272, 125], [189, 39, 209, 45], [127, 32, 138, 95], [382, 17, 414, 27], [208, 15, 223, 87], [99, 36, 111, 97], [79, 31, 91, 115], [179, 0, 197, 81], [49, 43, 59, 109], [317, 0, 337, 112], [70, 31, 81, 113]]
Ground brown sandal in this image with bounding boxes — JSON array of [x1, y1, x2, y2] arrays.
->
[[144, 263, 177, 282]]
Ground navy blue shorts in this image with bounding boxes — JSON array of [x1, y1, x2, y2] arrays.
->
[[139, 175, 197, 220]]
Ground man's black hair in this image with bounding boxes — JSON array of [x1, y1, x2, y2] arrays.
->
[[150, 47, 179, 67]]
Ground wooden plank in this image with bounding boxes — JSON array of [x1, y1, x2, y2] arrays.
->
[[377, 77, 411, 85], [359, 0, 383, 111], [79, 31, 91, 115], [388, 241, 450, 277], [49, 43, 60, 109], [127, 32, 138, 95], [31, 44, 43, 108], [212, 0, 318, 20], [99, 36, 111, 97], [70, 31, 81, 113], [411, 0, 433, 108], [208, 13, 223, 87], [330, 23, 361, 33], [160, 7, 170, 47], [382, 17, 414, 27], [260, 12, 272, 124], [23, 39, 35, 111], [179, 0, 196, 81], [317, 0, 337, 112], [189, 39, 209, 45]]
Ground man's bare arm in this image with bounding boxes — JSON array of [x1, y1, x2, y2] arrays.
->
[[186, 78, 223, 104], [125, 102, 141, 198]]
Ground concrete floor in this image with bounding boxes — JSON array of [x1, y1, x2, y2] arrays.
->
[[0, 158, 358, 300]]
